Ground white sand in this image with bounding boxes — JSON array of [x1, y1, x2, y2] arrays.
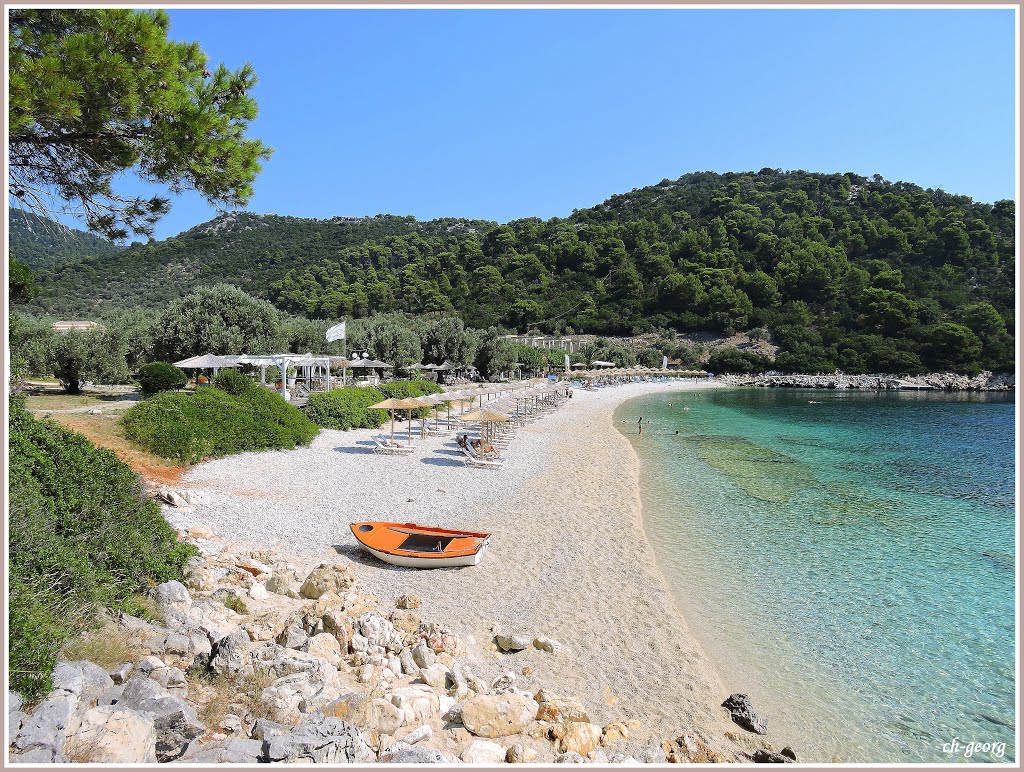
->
[[168, 379, 744, 749]]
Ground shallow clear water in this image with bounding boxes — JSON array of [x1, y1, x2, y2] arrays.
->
[[616, 388, 1016, 763]]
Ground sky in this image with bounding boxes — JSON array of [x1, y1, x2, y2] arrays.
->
[[34, 7, 1021, 241]]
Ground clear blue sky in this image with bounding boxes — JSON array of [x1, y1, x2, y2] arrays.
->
[[67, 8, 1024, 240]]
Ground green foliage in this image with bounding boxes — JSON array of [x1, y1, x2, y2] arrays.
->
[[9, 255, 36, 303], [473, 328, 517, 381], [707, 348, 774, 374], [211, 368, 254, 396], [138, 362, 187, 396], [50, 328, 129, 393], [376, 378, 443, 418], [121, 385, 318, 464], [8, 400, 196, 700], [923, 323, 983, 374], [9, 208, 123, 270], [224, 595, 249, 615], [303, 387, 387, 431], [8, 9, 270, 240], [153, 283, 282, 361]]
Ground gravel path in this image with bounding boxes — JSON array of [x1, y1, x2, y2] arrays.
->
[[167, 379, 743, 750]]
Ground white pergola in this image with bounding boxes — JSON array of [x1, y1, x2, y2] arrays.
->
[[221, 353, 335, 402]]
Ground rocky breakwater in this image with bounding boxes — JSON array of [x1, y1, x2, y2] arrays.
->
[[720, 370, 1014, 391], [8, 527, 793, 764]]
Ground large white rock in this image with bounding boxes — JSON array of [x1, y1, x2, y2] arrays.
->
[[460, 693, 539, 738], [306, 633, 343, 666], [153, 581, 192, 623], [461, 739, 507, 764], [389, 684, 440, 726], [64, 706, 158, 763]]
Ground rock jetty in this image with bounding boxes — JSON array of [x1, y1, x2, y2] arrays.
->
[[719, 370, 1013, 391], [8, 529, 794, 764]]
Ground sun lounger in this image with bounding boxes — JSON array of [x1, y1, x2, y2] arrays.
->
[[373, 438, 415, 455], [461, 447, 503, 468]]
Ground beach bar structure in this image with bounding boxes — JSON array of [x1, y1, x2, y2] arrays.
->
[[221, 353, 337, 402]]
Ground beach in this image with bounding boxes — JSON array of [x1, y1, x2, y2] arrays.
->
[[163, 379, 756, 754]]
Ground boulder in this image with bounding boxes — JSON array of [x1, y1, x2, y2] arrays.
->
[[186, 524, 215, 540], [401, 724, 433, 744], [637, 745, 668, 763], [460, 693, 539, 738], [600, 721, 630, 746], [153, 580, 192, 623], [390, 609, 421, 635], [396, 594, 421, 609], [323, 692, 404, 735], [462, 738, 507, 763], [249, 583, 270, 600], [12, 695, 76, 761], [357, 612, 403, 652], [533, 635, 562, 653], [495, 633, 532, 652], [118, 676, 204, 761], [250, 717, 290, 741], [306, 632, 343, 666], [411, 640, 436, 668], [663, 734, 727, 763], [260, 672, 320, 723], [51, 661, 114, 707], [209, 629, 254, 676], [752, 749, 794, 763], [276, 621, 309, 650], [379, 742, 449, 763], [535, 691, 590, 724], [299, 563, 356, 599], [722, 693, 768, 734], [399, 648, 419, 675], [609, 752, 639, 764], [389, 684, 440, 725], [419, 663, 449, 690], [555, 751, 588, 763], [555, 721, 602, 756], [64, 706, 157, 763], [262, 714, 374, 763], [179, 738, 264, 763], [490, 671, 516, 693], [506, 742, 539, 763], [266, 572, 292, 595], [109, 663, 133, 685]]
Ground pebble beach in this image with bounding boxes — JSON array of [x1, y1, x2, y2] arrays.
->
[[164, 379, 753, 751]]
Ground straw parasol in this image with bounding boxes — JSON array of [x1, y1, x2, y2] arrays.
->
[[369, 397, 426, 446], [460, 407, 511, 445]]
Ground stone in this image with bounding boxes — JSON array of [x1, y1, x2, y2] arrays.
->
[[153, 580, 192, 623], [722, 693, 768, 734], [402, 724, 433, 744], [299, 563, 356, 600], [396, 594, 421, 609], [97, 686, 124, 706], [379, 743, 449, 763], [389, 684, 440, 725], [663, 734, 727, 763], [462, 738, 507, 763], [109, 663, 133, 685], [555, 751, 588, 763], [490, 671, 516, 693], [9, 690, 23, 713], [495, 633, 532, 652], [533, 635, 562, 653], [251, 717, 290, 741], [390, 608, 421, 635], [411, 640, 436, 668], [276, 622, 309, 650], [53, 660, 114, 707], [266, 572, 292, 595], [555, 721, 602, 756], [637, 745, 668, 764], [118, 676, 205, 762], [12, 695, 76, 760], [507, 743, 539, 763], [357, 612, 403, 652], [306, 632, 343, 666], [220, 714, 243, 735], [419, 663, 449, 690], [186, 524, 215, 539], [752, 749, 794, 763], [323, 692, 404, 735], [609, 753, 640, 764], [209, 628, 253, 676], [460, 693, 539, 738], [357, 664, 375, 683], [535, 691, 590, 724], [782, 747, 797, 761], [179, 738, 264, 763], [590, 747, 609, 763], [249, 582, 269, 600], [262, 714, 374, 763], [65, 706, 158, 763]]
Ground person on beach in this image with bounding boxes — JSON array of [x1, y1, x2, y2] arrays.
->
[[638, 416, 643, 436]]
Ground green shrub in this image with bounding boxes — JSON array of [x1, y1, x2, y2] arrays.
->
[[138, 362, 187, 396], [8, 401, 197, 701], [211, 368, 254, 396], [304, 387, 387, 430], [305, 380, 445, 430], [121, 385, 319, 464], [707, 348, 775, 374]]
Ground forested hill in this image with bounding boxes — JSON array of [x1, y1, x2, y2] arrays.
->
[[23, 169, 1016, 373], [9, 207, 123, 269]]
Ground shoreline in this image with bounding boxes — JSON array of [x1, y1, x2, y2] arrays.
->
[[161, 379, 783, 757]]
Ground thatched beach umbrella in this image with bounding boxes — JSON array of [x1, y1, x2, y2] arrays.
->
[[461, 407, 511, 445], [369, 396, 425, 446]]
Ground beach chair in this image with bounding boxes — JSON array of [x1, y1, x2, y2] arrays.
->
[[460, 446, 503, 469], [373, 437, 414, 455]]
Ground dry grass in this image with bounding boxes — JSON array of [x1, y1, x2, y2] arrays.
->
[[65, 735, 106, 764], [241, 669, 277, 722], [61, 622, 144, 672]]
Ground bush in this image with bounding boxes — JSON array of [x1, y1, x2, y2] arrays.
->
[[305, 379, 443, 430], [138, 362, 187, 396], [8, 400, 197, 700], [707, 348, 775, 374], [121, 385, 319, 464], [211, 368, 254, 396]]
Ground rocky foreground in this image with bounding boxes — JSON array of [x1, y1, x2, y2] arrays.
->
[[718, 370, 1014, 391], [8, 529, 790, 765]]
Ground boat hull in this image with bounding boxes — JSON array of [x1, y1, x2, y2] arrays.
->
[[358, 541, 488, 568], [350, 521, 490, 569]]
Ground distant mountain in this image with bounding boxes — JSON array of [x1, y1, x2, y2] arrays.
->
[[20, 169, 1016, 373], [8, 207, 123, 269]]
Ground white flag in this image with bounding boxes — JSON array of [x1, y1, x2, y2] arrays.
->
[[662, 355, 668, 369], [326, 321, 346, 342], [564, 354, 570, 372]]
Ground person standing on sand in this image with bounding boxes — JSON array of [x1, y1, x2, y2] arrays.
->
[[638, 416, 643, 436]]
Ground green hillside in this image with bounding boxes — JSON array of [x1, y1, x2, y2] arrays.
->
[[9, 207, 123, 269], [21, 169, 1016, 373]]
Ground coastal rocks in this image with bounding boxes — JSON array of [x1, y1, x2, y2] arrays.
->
[[51, 660, 114, 706], [389, 684, 440, 725], [396, 594, 422, 609], [153, 581, 192, 623], [118, 676, 204, 761], [265, 572, 292, 595], [11, 695, 76, 762], [722, 693, 768, 735], [299, 563, 356, 600], [390, 609, 422, 635], [506, 743, 540, 763], [495, 633, 532, 652], [535, 691, 590, 724], [551, 721, 602, 756], [460, 693, 539, 738], [323, 692, 404, 735], [461, 738, 507, 763], [419, 663, 450, 690], [533, 636, 562, 653], [64, 706, 158, 763], [178, 738, 264, 763], [751, 748, 795, 763], [411, 641, 436, 669], [261, 714, 374, 764], [379, 743, 449, 763], [306, 633, 343, 667], [663, 733, 728, 763], [209, 629, 253, 676], [719, 370, 1015, 392], [358, 612, 404, 652]]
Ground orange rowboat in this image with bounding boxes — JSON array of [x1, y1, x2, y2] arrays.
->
[[350, 521, 491, 568]]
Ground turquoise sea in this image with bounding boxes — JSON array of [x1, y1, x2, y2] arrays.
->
[[616, 388, 1016, 763]]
